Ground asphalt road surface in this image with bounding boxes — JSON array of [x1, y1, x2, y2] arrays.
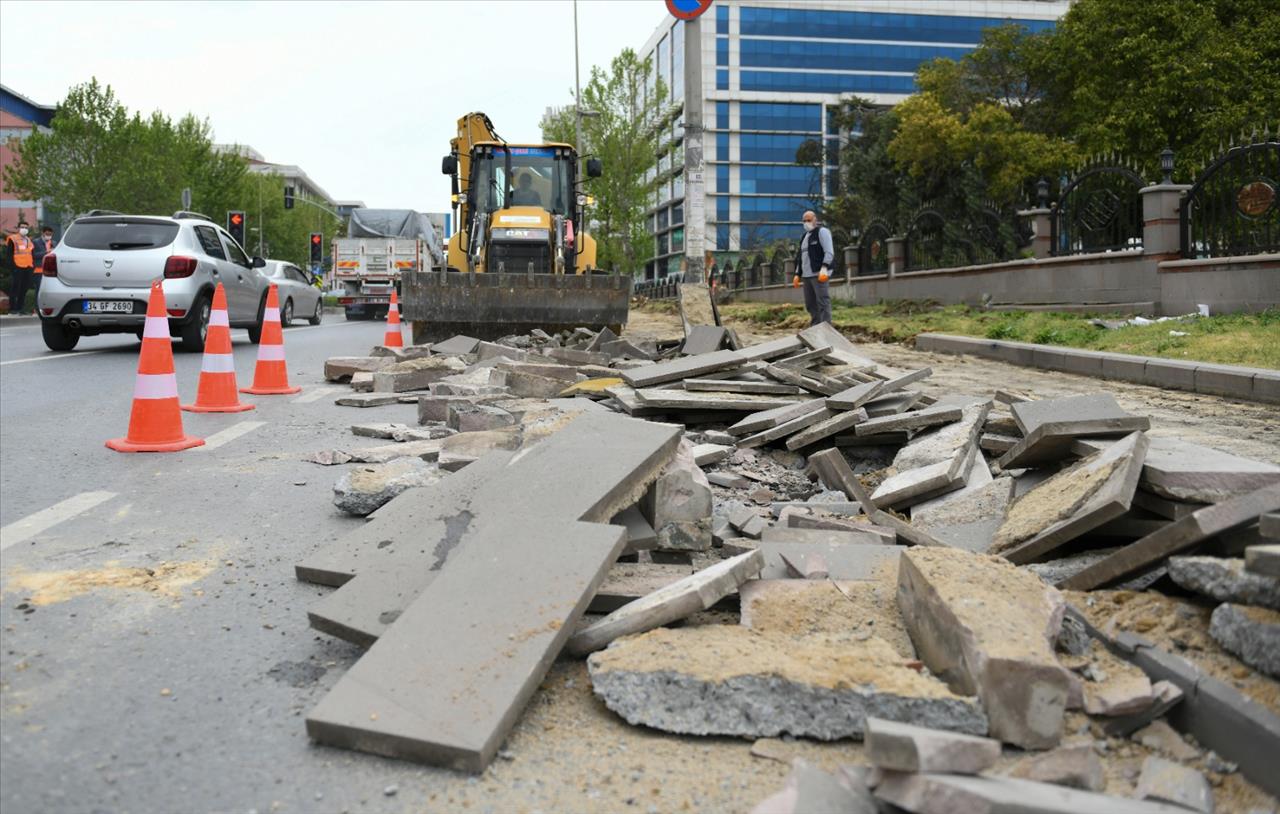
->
[[0, 314, 447, 813]]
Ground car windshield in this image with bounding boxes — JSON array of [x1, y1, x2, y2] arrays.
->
[[471, 147, 571, 216], [62, 219, 179, 251]]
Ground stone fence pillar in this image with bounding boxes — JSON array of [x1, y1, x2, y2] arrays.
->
[[887, 237, 906, 277], [845, 245, 860, 278], [1017, 207, 1053, 259], [1141, 184, 1192, 259]]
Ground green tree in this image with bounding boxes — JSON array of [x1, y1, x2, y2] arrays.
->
[[542, 49, 666, 276], [240, 171, 345, 268]]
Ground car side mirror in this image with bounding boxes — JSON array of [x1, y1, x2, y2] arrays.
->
[[251, 256, 266, 268], [442, 155, 457, 175], [586, 158, 603, 178]]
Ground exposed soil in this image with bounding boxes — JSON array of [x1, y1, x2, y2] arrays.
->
[[2, 560, 216, 606]]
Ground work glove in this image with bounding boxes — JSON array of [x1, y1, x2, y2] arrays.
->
[[818, 265, 830, 283], [792, 275, 801, 288]]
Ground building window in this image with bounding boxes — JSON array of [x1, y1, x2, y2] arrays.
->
[[739, 102, 821, 133], [657, 35, 669, 97], [737, 7, 1056, 43], [672, 172, 685, 200], [716, 164, 729, 194], [740, 133, 810, 164], [716, 37, 728, 67], [672, 202, 684, 225], [740, 223, 797, 251], [658, 207, 669, 231], [672, 21, 685, 102], [672, 227, 685, 252], [826, 107, 841, 136], [716, 132, 730, 160], [738, 38, 969, 73], [740, 196, 813, 222], [716, 69, 729, 91], [716, 101, 729, 130], [716, 196, 729, 222], [740, 164, 818, 195], [740, 70, 916, 95], [657, 231, 669, 255], [716, 3, 728, 35], [825, 138, 841, 166], [716, 224, 731, 250]]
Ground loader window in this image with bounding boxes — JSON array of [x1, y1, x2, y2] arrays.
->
[[472, 148, 571, 217]]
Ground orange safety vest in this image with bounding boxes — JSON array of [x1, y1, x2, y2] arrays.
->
[[6, 234, 33, 269]]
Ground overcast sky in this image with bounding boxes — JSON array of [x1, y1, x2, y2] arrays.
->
[[0, 0, 669, 212]]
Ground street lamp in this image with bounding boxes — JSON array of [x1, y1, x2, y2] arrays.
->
[[1160, 147, 1175, 185], [1036, 178, 1049, 208]]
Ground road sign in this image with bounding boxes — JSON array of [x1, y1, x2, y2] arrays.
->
[[227, 211, 245, 245], [666, 0, 713, 21]]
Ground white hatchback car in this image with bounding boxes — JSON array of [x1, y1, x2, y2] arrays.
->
[[261, 260, 323, 326]]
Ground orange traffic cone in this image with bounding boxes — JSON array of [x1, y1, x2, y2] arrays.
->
[[106, 280, 205, 453], [240, 284, 301, 395], [383, 290, 404, 348], [182, 283, 255, 413]]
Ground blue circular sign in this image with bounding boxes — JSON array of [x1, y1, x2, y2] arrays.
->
[[666, 0, 714, 21]]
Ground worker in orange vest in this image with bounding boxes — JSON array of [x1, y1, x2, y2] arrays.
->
[[3, 220, 36, 315], [30, 225, 56, 307]]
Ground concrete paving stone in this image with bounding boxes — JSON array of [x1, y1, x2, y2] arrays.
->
[[690, 443, 734, 467], [1099, 352, 1148, 383], [601, 384, 665, 416], [798, 322, 880, 369], [727, 398, 826, 436], [1209, 603, 1280, 678], [1135, 756, 1214, 814], [877, 367, 932, 395], [332, 457, 441, 517], [344, 438, 446, 464], [775, 345, 833, 368], [1059, 483, 1280, 590], [544, 346, 611, 366], [474, 340, 533, 362], [566, 550, 764, 655], [445, 403, 516, 433], [873, 405, 989, 508], [1082, 652, 1154, 717], [911, 453, 995, 516], [836, 430, 911, 447], [1103, 680, 1185, 738], [612, 505, 658, 554], [865, 717, 1001, 774], [634, 388, 803, 411], [620, 349, 746, 388], [1193, 362, 1256, 400], [1078, 435, 1280, 504], [1167, 556, 1280, 609], [437, 428, 521, 470], [680, 325, 730, 356], [912, 477, 1013, 553], [639, 439, 714, 551], [994, 432, 1148, 564], [684, 378, 803, 396], [761, 526, 889, 547], [750, 760, 879, 814], [707, 471, 752, 489], [1011, 393, 1135, 436], [806, 449, 949, 548], [1132, 719, 1199, 761], [739, 410, 836, 450], [1006, 744, 1104, 791], [738, 515, 767, 539], [785, 407, 869, 450], [1142, 358, 1200, 390], [599, 338, 656, 360], [871, 457, 971, 510], [738, 335, 807, 362], [782, 511, 897, 544], [335, 393, 401, 407], [855, 404, 962, 436], [1131, 489, 1206, 521], [392, 426, 455, 442], [350, 422, 410, 439], [898, 547, 1072, 749], [1262, 512, 1280, 540], [589, 562, 700, 614], [325, 356, 396, 381], [372, 357, 467, 392], [429, 335, 481, 356], [826, 380, 885, 411], [587, 627, 987, 740], [1092, 510, 1171, 539], [997, 416, 1150, 470], [350, 371, 375, 391], [874, 771, 1190, 814], [1246, 543, 1280, 577], [757, 541, 904, 580], [584, 326, 618, 352]]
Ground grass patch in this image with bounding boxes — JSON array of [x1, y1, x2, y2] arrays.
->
[[716, 300, 1280, 369]]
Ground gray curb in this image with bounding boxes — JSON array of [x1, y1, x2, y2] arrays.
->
[[914, 333, 1278, 404]]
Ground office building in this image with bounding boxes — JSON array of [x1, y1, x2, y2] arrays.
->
[[637, 0, 1068, 281]]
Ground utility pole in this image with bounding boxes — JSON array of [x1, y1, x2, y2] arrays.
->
[[573, 0, 582, 171], [257, 176, 264, 257]]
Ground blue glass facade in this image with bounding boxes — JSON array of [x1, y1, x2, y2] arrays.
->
[[641, 0, 1064, 277]]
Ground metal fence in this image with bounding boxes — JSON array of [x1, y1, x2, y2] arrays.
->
[[1181, 134, 1280, 259], [1051, 162, 1146, 255]]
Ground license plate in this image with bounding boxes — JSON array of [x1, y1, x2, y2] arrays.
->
[[365, 298, 389, 304], [83, 300, 135, 313]]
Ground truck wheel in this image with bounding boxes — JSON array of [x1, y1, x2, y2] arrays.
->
[[178, 294, 210, 353], [281, 298, 294, 328], [309, 300, 323, 325], [41, 318, 79, 352]]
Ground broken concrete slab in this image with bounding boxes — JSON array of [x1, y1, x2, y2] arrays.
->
[[738, 407, 835, 450], [1131, 489, 1206, 521], [863, 391, 923, 418], [1012, 393, 1138, 436], [874, 771, 1189, 814], [590, 562, 700, 613], [350, 422, 411, 439], [620, 349, 745, 388], [854, 404, 963, 436], [997, 417, 1150, 469], [798, 322, 880, 369], [372, 356, 466, 392], [1006, 744, 1104, 791], [738, 335, 806, 362], [437, 428, 521, 471], [865, 717, 1001, 774], [341, 438, 445, 464], [332, 457, 440, 517], [566, 550, 764, 655], [325, 356, 396, 381], [587, 627, 987, 740], [544, 346, 611, 367], [1077, 435, 1280, 504], [611, 505, 658, 554], [1133, 719, 1199, 761], [684, 378, 803, 396], [727, 398, 825, 436], [429, 334, 481, 356], [501, 370, 578, 399], [1135, 756, 1214, 814], [681, 324, 730, 356], [807, 448, 948, 548], [760, 526, 888, 547], [639, 439, 713, 552], [1104, 679, 1184, 738], [1081, 641, 1154, 716], [1209, 603, 1280, 677], [335, 393, 401, 408], [784, 407, 869, 451], [634, 388, 803, 412], [826, 380, 885, 411], [898, 547, 1071, 749], [707, 471, 752, 490], [1167, 556, 1280, 609], [1059, 483, 1280, 590], [1246, 543, 1280, 577], [739, 578, 915, 658], [1263, 512, 1280, 539], [871, 454, 974, 511], [757, 541, 904, 580], [445, 402, 516, 433], [750, 760, 879, 814], [878, 367, 933, 395], [871, 405, 988, 509], [690, 443, 734, 467], [993, 432, 1148, 564], [911, 478, 1013, 553]]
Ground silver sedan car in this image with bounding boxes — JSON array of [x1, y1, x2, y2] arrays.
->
[[262, 260, 323, 326]]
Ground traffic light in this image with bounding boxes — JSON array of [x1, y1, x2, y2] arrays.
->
[[310, 232, 323, 264], [284, 186, 295, 210], [227, 211, 245, 245]]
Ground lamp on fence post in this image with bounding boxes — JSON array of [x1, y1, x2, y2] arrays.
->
[[1160, 147, 1175, 185], [1036, 178, 1049, 208]]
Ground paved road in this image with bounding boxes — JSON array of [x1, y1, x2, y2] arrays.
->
[[0, 315, 449, 813]]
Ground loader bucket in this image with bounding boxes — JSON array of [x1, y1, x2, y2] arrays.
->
[[401, 269, 633, 344]]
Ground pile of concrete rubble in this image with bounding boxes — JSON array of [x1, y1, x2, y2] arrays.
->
[[307, 320, 1280, 812]]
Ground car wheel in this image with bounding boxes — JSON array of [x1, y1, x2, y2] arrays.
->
[[246, 295, 266, 344], [281, 298, 294, 328], [41, 318, 79, 352], [308, 299, 322, 325], [179, 294, 211, 353]]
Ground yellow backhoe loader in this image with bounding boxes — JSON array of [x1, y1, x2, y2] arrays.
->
[[400, 112, 632, 343]]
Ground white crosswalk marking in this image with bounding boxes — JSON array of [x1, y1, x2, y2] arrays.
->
[[194, 420, 266, 451], [1, 491, 117, 551]]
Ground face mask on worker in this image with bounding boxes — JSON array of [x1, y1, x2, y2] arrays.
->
[[43, 232, 52, 239], [18, 227, 28, 236], [803, 221, 815, 232]]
